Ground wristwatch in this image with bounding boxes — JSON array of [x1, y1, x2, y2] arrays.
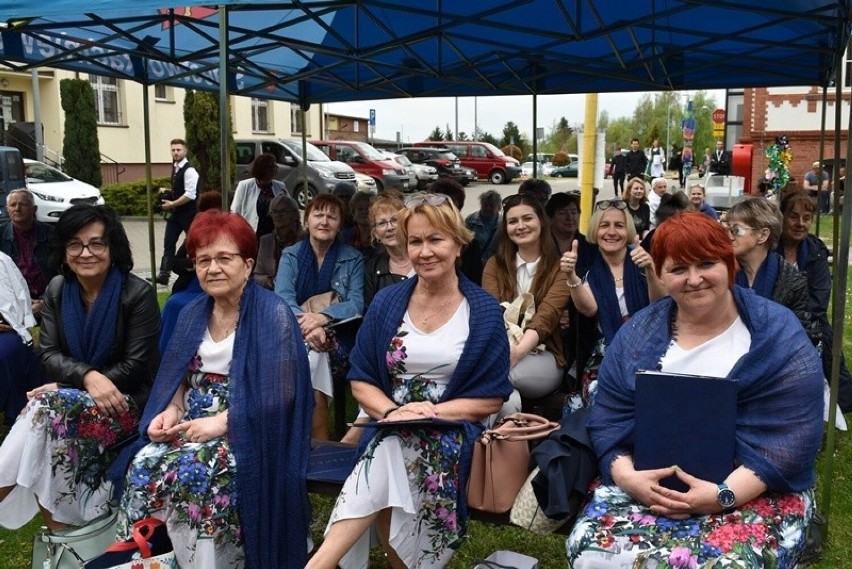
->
[[716, 483, 736, 510]]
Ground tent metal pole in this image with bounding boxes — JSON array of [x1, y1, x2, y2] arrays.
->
[[532, 94, 537, 177], [219, 5, 230, 207], [815, 86, 828, 235], [820, 52, 850, 537], [142, 81, 156, 287]]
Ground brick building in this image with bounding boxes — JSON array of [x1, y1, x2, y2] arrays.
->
[[739, 83, 850, 193]]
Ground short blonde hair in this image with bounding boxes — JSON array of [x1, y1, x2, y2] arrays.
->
[[586, 203, 637, 245], [369, 190, 404, 226], [396, 193, 473, 247], [623, 177, 648, 203]]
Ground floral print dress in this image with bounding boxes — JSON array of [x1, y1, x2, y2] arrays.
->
[[119, 331, 243, 569], [566, 482, 814, 569], [0, 388, 139, 529], [328, 300, 470, 568]]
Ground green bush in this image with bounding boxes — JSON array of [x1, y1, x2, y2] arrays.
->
[[101, 177, 171, 216]]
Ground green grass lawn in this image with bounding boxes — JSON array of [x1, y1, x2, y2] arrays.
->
[[2, 275, 851, 568]]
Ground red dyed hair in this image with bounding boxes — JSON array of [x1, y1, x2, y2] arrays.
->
[[651, 212, 737, 288], [186, 210, 259, 261]]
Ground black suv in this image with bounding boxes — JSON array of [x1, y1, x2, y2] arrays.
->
[[398, 147, 467, 185]]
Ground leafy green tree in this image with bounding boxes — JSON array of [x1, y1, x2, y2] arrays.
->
[[59, 79, 102, 187], [428, 126, 444, 141], [604, 117, 635, 154], [479, 131, 499, 147], [457, 131, 469, 141], [183, 90, 234, 192], [445, 124, 454, 141]]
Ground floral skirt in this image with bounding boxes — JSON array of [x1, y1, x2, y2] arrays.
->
[[566, 483, 814, 569], [328, 425, 465, 569], [119, 371, 243, 569], [0, 388, 139, 529]]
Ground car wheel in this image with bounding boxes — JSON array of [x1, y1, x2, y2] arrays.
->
[[294, 183, 318, 210], [489, 170, 506, 185]]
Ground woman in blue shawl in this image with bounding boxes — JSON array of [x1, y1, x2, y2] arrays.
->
[[0, 205, 159, 531], [117, 211, 313, 568], [567, 212, 823, 568], [559, 199, 663, 409], [275, 194, 364, 440], [307, 193, 512, 569]]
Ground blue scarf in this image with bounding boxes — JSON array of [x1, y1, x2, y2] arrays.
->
[[794, 238, 814, 272], [586, 253, 648, 343], [348, 274, 512, 525], [295, 237, 339, 305], [61, 267, 125, 367], [736, 251, 780, 299], [111, 282, 313, 569]]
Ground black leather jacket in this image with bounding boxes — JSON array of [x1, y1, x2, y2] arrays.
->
[[40, 273, 161, 409], [772, 255, 821, 344]]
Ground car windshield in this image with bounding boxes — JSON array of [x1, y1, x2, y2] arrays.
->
[[25, 161, 73, 183], [482, 142, 505, 157], [394, 154, 413, 167], [280, 139, 330, 162], [437, 151, 458, 161], [353, 142, 386, 160]]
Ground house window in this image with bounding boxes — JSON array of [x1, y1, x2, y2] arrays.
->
[[252, 98, 271, 133], [154, 84, 173, 101], [89, 75, 122, 125], [291, 103, 307, 136], [353, 120, 360, 133]]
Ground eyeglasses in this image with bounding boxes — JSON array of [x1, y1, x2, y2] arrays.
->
[[722, 224, 757, 237], [193, 252, 245, 269], [66, 239, 107, 257], [595, 199, 628, 211], [404, 192, 450, 208], [373, 217, 398, 230]]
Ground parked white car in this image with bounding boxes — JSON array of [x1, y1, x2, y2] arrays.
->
[[521, 161, 553, 178], [24, 159, 105, 223], [354, 172, 377, 193]]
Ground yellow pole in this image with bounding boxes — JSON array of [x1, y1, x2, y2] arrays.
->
[[580, 93, 598, 233]]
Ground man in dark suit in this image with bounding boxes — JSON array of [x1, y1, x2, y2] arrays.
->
[[623, 138, 648, 182], [611, 146, 627, 196], [157, 138, 199, 285], [709, 139, 731, 176]]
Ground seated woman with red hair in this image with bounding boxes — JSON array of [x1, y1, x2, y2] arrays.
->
[[567, 212, 823, 568], [115, 211, 314, 568]]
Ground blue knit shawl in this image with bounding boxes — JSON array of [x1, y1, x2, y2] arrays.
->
[[586, 253, 648, 343], [113, 281, 313, 568], [295, 237, 339, 305], [62, 267, 125, 367], [736, 251, 780, 300], [347, 273, 513, 524], [589, 286, 824, 493]]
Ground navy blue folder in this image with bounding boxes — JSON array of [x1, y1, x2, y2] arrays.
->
[[633, 370, 737, 492]]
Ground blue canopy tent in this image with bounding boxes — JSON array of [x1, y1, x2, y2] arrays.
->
[[2, 0, 852, 540]]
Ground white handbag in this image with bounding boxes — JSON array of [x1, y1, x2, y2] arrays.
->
[[31, 506, 119, 569]]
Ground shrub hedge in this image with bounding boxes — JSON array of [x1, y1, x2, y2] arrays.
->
[[101, 177, 171, 216]]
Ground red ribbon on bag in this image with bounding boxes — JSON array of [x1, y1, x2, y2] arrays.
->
[[104, 518, 165, 559]]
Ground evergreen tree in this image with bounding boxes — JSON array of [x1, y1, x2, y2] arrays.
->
[[59, 79, 102, 188], [183, 90, 235, 192], [428, 126, 444, 141]]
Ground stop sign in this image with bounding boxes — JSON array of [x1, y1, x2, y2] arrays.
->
[[712, 108, 726, 124]]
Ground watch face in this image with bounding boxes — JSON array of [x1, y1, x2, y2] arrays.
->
[[718, 487, 736, 509]]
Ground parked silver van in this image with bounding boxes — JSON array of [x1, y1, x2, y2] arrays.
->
[[235, 139, 357, 208]]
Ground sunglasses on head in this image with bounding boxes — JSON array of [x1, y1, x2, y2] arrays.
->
[[595, 199, 628, 211], [404, 192, 450, 209], [501, 193, 537, 209]]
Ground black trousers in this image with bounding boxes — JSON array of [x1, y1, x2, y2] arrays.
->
[[158, 212, 194, 276]]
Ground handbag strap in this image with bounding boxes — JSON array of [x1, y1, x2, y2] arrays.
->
[[104, 518, 164, 558], [481, 413, 559, 442]]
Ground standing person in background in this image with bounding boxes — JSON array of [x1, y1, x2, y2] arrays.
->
[[465, 190, 502, 265], [624, 138, 648, 181], [647, 178, 669, 229], [254, 194, 303, 289], [689, 184, 719, 220], [709, 139, 731, 176], [157, 138, 199, 285], [648, 139, 666, 179], [230, 152, 287, 238], [699, 147, 712, 177], [611, 146, 627, 196], [670, 147, 685, 188], [803, 161, 831, 214], [0, 189, 56, 318], [341, 192, 377, 259]]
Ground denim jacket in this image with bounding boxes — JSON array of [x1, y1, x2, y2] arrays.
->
[[274, 240, 364, 321]]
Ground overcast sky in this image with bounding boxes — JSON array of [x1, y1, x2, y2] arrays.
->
[[328, 90, 725, 144]]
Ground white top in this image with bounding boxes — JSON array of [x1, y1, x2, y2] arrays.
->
[[197, 328, 235, 375], [401, 299, 470, 383], [648, 191, 662, 229], [515, 254, 540, 296], [615, 286, 628, 317], [660, 316, 750, 378], [0, 251, 35, 343], [230, 177, 287, 230], [174, 157, 199, 200]]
